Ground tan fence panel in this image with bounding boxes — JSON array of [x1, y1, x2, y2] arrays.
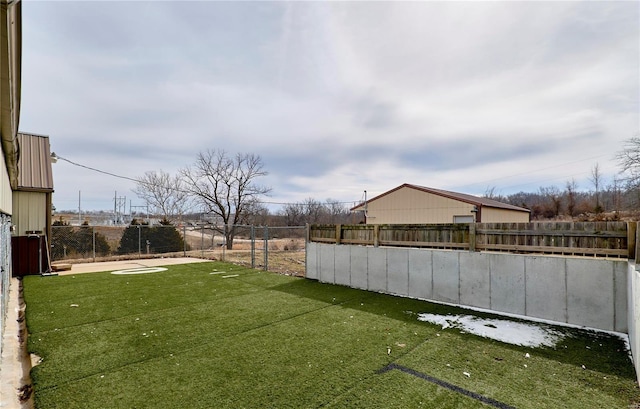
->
[[309, 222, 631, 259]]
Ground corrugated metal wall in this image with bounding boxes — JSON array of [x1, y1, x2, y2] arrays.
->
[[481, 207, 530, 223], [12, 191, 47, 235], [17, 133, 54, 191]]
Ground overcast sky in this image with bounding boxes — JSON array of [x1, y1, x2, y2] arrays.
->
[[19, 1, 639, 212]]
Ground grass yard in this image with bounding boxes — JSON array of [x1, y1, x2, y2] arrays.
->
[[23, 261, 639, 408]]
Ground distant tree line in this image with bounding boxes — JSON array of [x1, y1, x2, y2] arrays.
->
[[55, 135, 640, 254], [484, 166, 634, 221]]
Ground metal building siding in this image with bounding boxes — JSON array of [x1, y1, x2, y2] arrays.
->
[[367, 186, 475, 224], [481, 206, 530, 223], [17, 132, 53, 191], [12, 191, 47, 234]]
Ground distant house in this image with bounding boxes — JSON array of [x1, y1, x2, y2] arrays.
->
[[351, 183, 530, 224]]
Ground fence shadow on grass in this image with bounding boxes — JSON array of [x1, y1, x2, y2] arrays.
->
[[269, 278, 636, 380]]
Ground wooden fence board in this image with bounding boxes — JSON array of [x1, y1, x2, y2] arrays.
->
[[309, 222, 631, 259]]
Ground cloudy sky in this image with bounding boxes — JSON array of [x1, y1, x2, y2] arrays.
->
[[19, 1, 639, 212]]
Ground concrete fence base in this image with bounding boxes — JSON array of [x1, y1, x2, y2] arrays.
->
[[628, 263, 640, 381], [306, 242, 628, 333]]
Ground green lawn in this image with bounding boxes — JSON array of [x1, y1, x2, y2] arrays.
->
[[23, 261, 639, 408]]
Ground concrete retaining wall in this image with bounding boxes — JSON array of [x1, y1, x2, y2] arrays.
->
[[306, 242, 628, 333]]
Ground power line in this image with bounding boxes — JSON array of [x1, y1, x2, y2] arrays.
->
[[50, 153, 359, 206], [51, 153, 141, 183]]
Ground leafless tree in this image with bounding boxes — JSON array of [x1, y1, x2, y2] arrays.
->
[[241, 198, 270, 226], [302, 197, 325, 224], [565, 179, 578, 217], [483, 186, 505, 202], [133, 170, 191, 222], [539, 186, 562, 218], [608, 175, 622, 215], [325, 198, 350, 223], [616, 134, 640, 185], [589, 163, 604, 213], [280, 203, 304, 226], [180, 150, 270, 249]]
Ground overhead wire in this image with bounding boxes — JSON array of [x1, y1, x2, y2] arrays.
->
[[51, 153, 360, 207], [52, 150, 621, 209]]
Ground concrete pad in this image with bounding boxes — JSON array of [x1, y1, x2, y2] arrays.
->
[[525, 256, 567, 323], [368, 247, 387, 292], [490, 253, 526, 315], [350, 246, 368, 290], [334, 245, 351, 286], [432, 251, 460, 304], [319, 244, 336, 284], [459, 252, 490, 309], [60, 257, 211, 275], [567, 258, 614, 331], [387, 249, 409, 297], [408, 249, 432, 300]]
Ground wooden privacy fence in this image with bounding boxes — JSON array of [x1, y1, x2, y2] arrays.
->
[[309, 222, 635, 259]]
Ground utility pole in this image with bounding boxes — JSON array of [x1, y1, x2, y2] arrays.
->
[[113, 191, 127, 225]]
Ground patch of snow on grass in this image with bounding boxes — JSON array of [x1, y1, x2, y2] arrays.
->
[[417, 313, 564, 348]]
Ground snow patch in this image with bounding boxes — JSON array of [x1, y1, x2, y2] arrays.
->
[[417, 313, 564, 348]]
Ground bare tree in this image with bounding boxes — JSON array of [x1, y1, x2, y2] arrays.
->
[[616, 134, 640, 185], [565, 179, 578, 217], [302, 197, 325, 224], [539, 186, 562, 219], [180, 150, 270, 249], [325, 198, 350, 223], [240, 198, 270, 226], [280, 203, 304, 226], [483, 186, 505, 202], [589, 163, 604, 213], [608, 175, 622, 215], [133, 170, 191, 222]]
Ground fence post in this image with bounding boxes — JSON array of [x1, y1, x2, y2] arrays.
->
[[628, 222, 636, 260], [92, 230, 96, 262], [305, 223, 310, 243], [335, 224, 342, 245], [469, 223, 476, 252], [263, 226, 268, 271], [251, 225, 255, 269], [183, 224, 186, 257], [373, 225, 379, 247], [201, 227, 205, 259], [137, 225, 141, 259]]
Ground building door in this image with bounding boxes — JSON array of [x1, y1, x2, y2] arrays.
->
[[453, 215, 474, 223]]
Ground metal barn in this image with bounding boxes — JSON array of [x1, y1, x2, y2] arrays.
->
[[352, 183, 530, 224]]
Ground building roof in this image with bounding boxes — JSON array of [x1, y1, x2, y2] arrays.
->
[[352, 183, 530, 213], [16, 132, 54, 192]]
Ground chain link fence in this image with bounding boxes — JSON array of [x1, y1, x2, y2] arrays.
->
[[51, 224, 307, 276], [183, 225, 306, 276]]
